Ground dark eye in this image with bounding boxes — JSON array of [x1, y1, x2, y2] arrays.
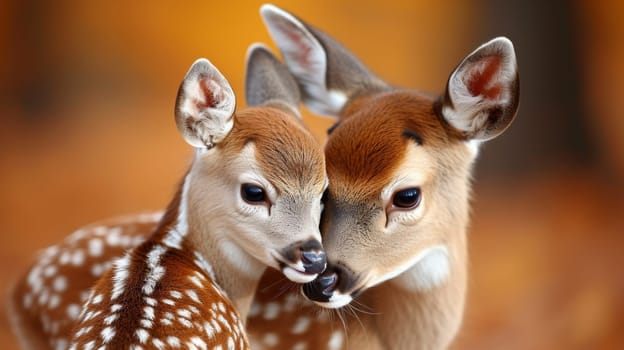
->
[[392, 188, 421, 209], [241, 184, 266, 203]]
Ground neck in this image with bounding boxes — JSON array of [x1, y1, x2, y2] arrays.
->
[[362, 229, 467, 350], [151, 170, 265, 321]]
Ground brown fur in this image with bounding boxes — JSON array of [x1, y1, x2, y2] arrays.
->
[[222, 107, 325, 195]]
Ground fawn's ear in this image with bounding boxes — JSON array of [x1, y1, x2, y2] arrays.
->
[[175, 58, 236, 149], [245, 43, 301, 118], [441, 37, 519, 141], [260, 4, 388, 117]]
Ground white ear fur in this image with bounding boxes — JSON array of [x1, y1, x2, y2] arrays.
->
[[442, 37, 519, 141], [175, 58, 236, 149], [260, 4, 347, 116]]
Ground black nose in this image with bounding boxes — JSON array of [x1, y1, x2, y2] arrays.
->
[[300, 249, 326, 274], [303, 270, 338, 302], [300, 240, 326, 274]]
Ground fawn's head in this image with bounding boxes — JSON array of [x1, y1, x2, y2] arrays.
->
[[173, 45, 327, 283], [261, 5, 519, 307]]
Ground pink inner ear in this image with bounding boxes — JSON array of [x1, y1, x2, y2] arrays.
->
[[280, 23, 313, 68], [196, 77, 222, 109], [466, 55, 503, 99]]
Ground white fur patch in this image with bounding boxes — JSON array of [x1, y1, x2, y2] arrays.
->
[[163, 172, 192, 250], [466, 139, 481, 159], [322, 292, 353, 309], [142, 245, 167, 294], [111, 254, 132, 299], [396, 246, 450, 291]]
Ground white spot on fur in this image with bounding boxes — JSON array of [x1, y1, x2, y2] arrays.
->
[[292, 342, 308, 350], [43, 265, 58, 277], [140, 319, 153, 329], [185, 289, 200, 303], [143, 306, 155, 320], [189, 336, 207, 350], [48, 294, 61, 309], [66, 304, 81, 320], [135, 328, 150, 344], [211, 319, 222, 333], [101, 326, 116, 343], [166, 336, 180, 347], [204, 321, 215, 338], [71, 250, 85, 266], [188, 275, 203, 288], [291, 316, 311, 334], [144, 296, 157, 306], [91, 294, 103, 304], [152, 338, 165, 350], [59, 251, 71, 265], [111, 254, 131, 299], [217, 314, 232, 332], [263, 332, 279, 347], [52, 275, 67, 292], [328, 330, 344, 350], [84, 340, 96, 350], [217, 302, 226, 313], [142, 245, 167, 294], [104, 313, 118, 325], [178, 317, 193, 328], [88, 238, 104, 257], [263, 302, 280, 320], [177, 309, 192, 319]]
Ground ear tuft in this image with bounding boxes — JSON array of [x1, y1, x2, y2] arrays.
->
[[175, 59, 236, 149], [442, 37, 519, 141]]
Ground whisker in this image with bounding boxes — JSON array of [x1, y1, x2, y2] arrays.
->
[[349, 298, 378, 316]]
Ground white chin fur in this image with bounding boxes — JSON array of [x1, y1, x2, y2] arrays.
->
[[310, 292, 352, 309], [282, 266, 318, 283]]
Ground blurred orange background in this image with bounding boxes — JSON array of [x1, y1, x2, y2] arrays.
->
[[1, 0, 623, 349]]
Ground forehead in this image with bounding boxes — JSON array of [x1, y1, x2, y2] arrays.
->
[[223, 107, 326, 194], [325, 91, 452, 199]]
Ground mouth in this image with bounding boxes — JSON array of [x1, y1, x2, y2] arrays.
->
[[272, 254, 319, 283], [301, 268, 365, 309]]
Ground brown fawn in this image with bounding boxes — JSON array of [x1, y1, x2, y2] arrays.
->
[[9, 4, 520, 350], [250, 4, 519, 349], [9, 44, 328, 349]]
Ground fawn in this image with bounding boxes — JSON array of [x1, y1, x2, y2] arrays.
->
[[9, 44, 328, 350], [247, 4, 520, 349]]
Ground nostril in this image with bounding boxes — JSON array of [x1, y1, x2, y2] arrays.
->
[[301, 250, 325, 264], [300, 249, 326, 274], [318, 272, 338, 294], [302, 270, 338, 302]]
